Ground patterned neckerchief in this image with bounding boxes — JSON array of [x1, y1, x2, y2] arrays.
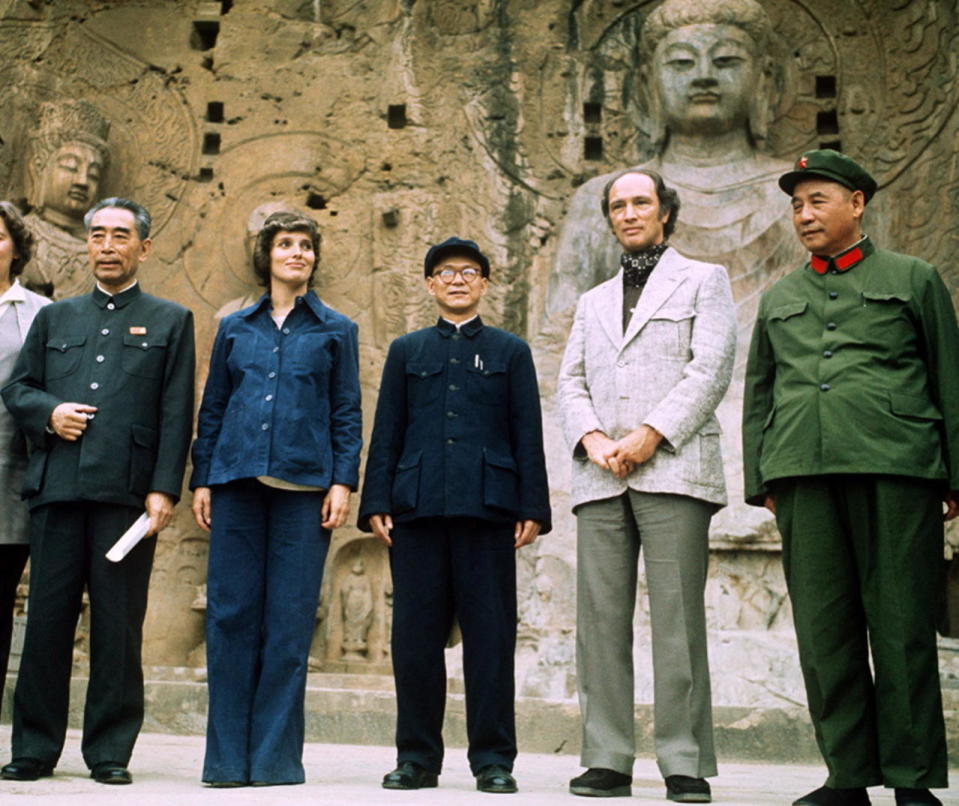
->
[[622, 243, 669, 288]]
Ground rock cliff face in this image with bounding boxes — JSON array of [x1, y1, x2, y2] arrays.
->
[[2, 0, 958, 704]]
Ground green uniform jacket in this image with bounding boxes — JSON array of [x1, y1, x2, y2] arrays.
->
[[1, 284, 196, 510], [742, 237, 959, 505]]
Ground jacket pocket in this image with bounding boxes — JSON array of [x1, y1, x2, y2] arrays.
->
[[129, 424, 158, 496], [647, 306, 695, 358], [466, 361, 507, 406], [697, 423, 723, 479], [391, 450, 422, 514], [767, 301, 808, 322], [483, 449, 519, 513], [21, 451, 48, 498], [889, 393, 942, 421], [45, 336, 86, 380], [405, 362, 444, 409], [122, 334, 169, 380]]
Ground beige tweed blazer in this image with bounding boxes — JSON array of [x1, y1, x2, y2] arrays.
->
[[558, 247, 736, 510]]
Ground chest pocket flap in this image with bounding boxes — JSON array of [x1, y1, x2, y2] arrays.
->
[[862, 291, 911, 303], [650, 305, 695, 322], [768, 301, 807, 322], [122, 334, 169, 350], [405, 362, 443, 378], [46, 335, 86, 352]]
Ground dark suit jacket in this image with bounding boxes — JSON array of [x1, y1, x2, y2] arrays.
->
[[1, 284, 195, 510], [358, 316, 551, 533]]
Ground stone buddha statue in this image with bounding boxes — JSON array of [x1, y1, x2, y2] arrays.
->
[[22, 100, 110, 299], [549, 0, 801, 539]]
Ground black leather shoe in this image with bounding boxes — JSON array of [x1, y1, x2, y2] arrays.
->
[[382, 761, 438, 790], [793, 785, 871, 806], [569, 767, 632, 797], [475, 765, 517, 794], [895, 789, 942, 806], [0, 758, 54, 781], [90, 763, 133, 785], [666, 774, 711, 803]]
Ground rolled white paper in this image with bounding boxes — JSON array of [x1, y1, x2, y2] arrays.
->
[[105, 512, 152, 563]]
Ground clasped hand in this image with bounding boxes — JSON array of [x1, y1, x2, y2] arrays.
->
[[582, 425, 663, 479]]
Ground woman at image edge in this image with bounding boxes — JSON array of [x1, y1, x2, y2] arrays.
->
[[190, 211, 362, 787], [0, 202, 50, 720]]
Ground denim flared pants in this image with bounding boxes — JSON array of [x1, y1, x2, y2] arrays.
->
[[203, 479, 329, 784]]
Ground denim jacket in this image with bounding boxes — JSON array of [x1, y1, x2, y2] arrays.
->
[[190, 290, 361, 490]]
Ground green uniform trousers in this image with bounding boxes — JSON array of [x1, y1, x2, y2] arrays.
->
[[774, 474, 947, 789]]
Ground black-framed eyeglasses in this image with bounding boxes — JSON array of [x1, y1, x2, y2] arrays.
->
[[432, 267, 483, 284]]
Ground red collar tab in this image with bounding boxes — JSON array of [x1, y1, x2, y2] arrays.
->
[[809, 244, 866, 275]]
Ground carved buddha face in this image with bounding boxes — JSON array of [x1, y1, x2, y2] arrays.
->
[[653, 23, 759, 137], [38, 140, 104, 226]]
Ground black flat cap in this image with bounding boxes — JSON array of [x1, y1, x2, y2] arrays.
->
[[423, 237, 490, 278]]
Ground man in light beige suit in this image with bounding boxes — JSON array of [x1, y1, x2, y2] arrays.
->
[[558, 169, 736, 803]]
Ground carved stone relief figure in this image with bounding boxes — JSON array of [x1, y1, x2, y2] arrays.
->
[[549, 0, 803, 542], [340, 557, 375, 661], [22, 100, 110, 299], [320, 537, 391, 672]]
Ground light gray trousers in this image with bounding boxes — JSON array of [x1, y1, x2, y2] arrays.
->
[[575, 490, 717, 779]]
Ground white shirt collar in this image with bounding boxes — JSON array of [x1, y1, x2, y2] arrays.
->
[[96, 279, 138, 296], [0, 279, 27, 306], [442, 314, 479, 331]]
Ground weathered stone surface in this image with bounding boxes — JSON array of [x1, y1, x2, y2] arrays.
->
[[1, 0, 957, 721], [6, 670, 959, 766]]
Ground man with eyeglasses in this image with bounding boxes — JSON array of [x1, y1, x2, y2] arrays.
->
[[359, 237, 551, 794]]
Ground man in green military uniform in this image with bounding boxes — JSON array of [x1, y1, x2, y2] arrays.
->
[[742, 150, 957, 806]]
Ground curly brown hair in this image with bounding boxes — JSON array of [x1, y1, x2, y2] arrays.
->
[[0, 201, 35, 279], [251, 211, 321, 288]]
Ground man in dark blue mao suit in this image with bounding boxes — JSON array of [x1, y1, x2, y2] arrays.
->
[[358, 237, 551, 794]]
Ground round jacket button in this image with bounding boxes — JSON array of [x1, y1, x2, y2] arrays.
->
[[820, 383, 831, 391], [90, 382, 99, 390], [823, 351, 833, 358], [826, 322, 837, 330], [828, 291, 838, 299]]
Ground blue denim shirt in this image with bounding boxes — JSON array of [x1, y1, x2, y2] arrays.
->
[[190, 291, 361, 490]]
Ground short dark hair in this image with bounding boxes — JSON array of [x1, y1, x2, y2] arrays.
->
[[83, 197, 152, 240], [0, 201, 35, 279], [600, 168, 681, 241], [252, 211, 322, 288]]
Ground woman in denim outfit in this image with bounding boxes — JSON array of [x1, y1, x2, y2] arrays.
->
[[190, 211, 361, 786]]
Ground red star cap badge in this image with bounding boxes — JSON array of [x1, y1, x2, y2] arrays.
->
[[798, 156, 808, 168]]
